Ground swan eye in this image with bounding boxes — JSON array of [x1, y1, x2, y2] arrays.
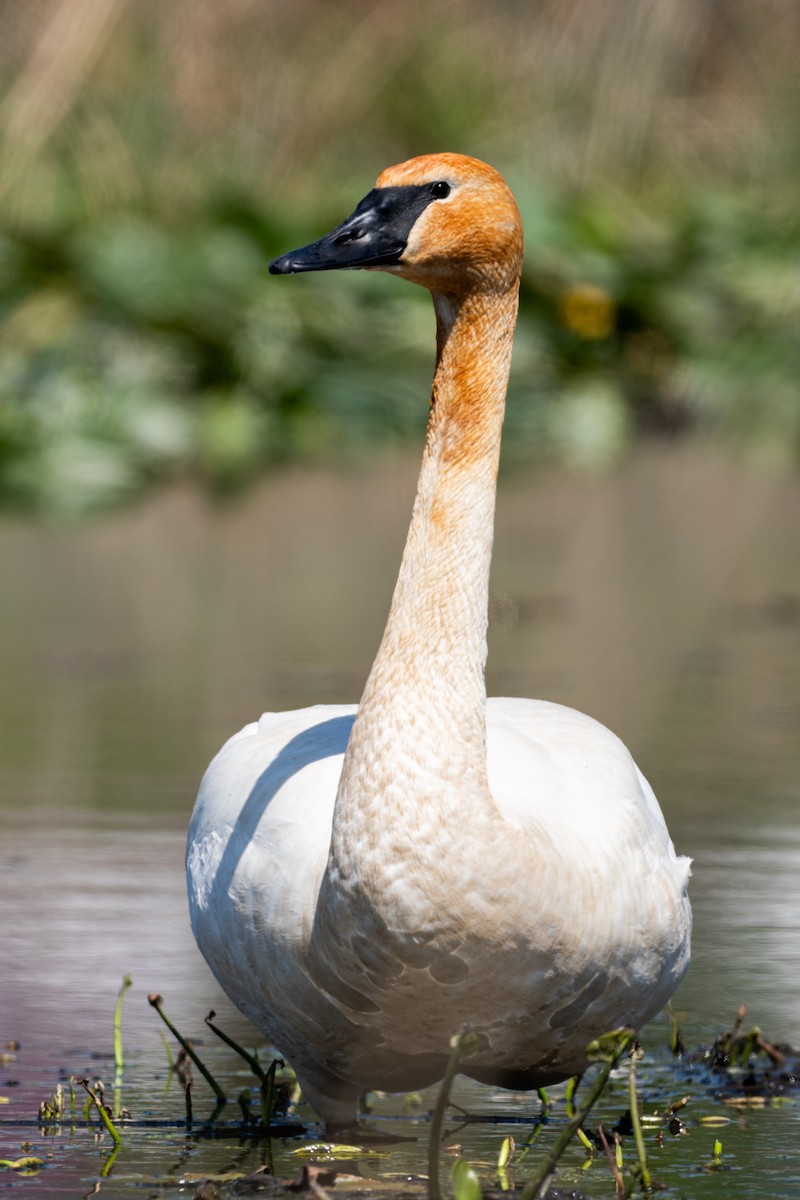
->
[[430, 181, 451, 199]]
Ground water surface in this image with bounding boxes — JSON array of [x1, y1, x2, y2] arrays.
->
[[1, 445, 798, 1196]]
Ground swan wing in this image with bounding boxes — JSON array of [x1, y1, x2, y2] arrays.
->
[[486, 696, 692, 1008], [186, 705, 355, 1015]]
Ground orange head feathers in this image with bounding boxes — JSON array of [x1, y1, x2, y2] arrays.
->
[[376, 153, 523, 294], [270, 153, 523, 297]]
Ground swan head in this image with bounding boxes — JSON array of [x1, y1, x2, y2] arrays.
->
[[269, 153, 523, 296]]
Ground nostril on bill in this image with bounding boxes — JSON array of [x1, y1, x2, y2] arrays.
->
[[334, 228, 366, 246]]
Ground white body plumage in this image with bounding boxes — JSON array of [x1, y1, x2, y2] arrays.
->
[[188, 700, 690, 1124]]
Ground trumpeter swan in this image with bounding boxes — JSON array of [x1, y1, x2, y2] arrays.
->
[[187, 153, 691, 1127]]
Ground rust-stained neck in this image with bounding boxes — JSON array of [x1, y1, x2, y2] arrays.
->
[[429, 285, 519, 469], [331, 271, 520, 871]]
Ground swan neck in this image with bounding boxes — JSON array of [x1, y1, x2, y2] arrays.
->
[[335, 279, 519, 831]]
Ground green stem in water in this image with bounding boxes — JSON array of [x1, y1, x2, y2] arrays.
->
[[78, 1079, 122, 1148], [428, 1029, 478, 1200], [261, 1057, 283, 1129], [564, 1074, 580, 1117], [519, 1028, 634, 1200], [148, 993, 226, 1105], [100, 1142, 121, 1177], [113, 975, 132, 1073], [203, 1009, 282, 1153], [627, 1044, 651, 1191], [597, 1124, 625, 1198], [576, 1127, 594, 1154], [204, 1010, 267, 1083]]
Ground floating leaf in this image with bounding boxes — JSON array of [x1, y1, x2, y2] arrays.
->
[[496, 1136, 514, 1169], [0, 1156, 45, 1172], [451, 1158, 482, 1200]]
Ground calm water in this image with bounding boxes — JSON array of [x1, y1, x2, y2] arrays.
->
[[1, 445, 799, 1197]]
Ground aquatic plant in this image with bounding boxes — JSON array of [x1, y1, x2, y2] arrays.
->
[[451, 1156, 482, 1200], [0, 1155, 45, 1173], [204, 1008, 284, 1129], [626, 1042, 650, 1191], [77, 1076, 122, 1147], [113, 974, 132, 1071], [147, 991, 227, 1105], [518, 1029, 634, 1200], [684, 1004, 800, 1106], [428, 1030, 479, 1200], [15, 996, 800, 1197]]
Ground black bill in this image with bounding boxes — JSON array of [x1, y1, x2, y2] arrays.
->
[[269, 182, 448, 275]]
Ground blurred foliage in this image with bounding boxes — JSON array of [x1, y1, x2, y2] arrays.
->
[[0, 0, 799, 513]]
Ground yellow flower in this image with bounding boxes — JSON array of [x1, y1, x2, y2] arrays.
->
[[558, 283, 615, 340]]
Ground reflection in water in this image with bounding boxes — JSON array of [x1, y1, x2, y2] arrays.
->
[[1, 445, 799, 1060]]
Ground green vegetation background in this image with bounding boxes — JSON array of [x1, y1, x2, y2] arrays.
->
[[1, 0, 799, 513]]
